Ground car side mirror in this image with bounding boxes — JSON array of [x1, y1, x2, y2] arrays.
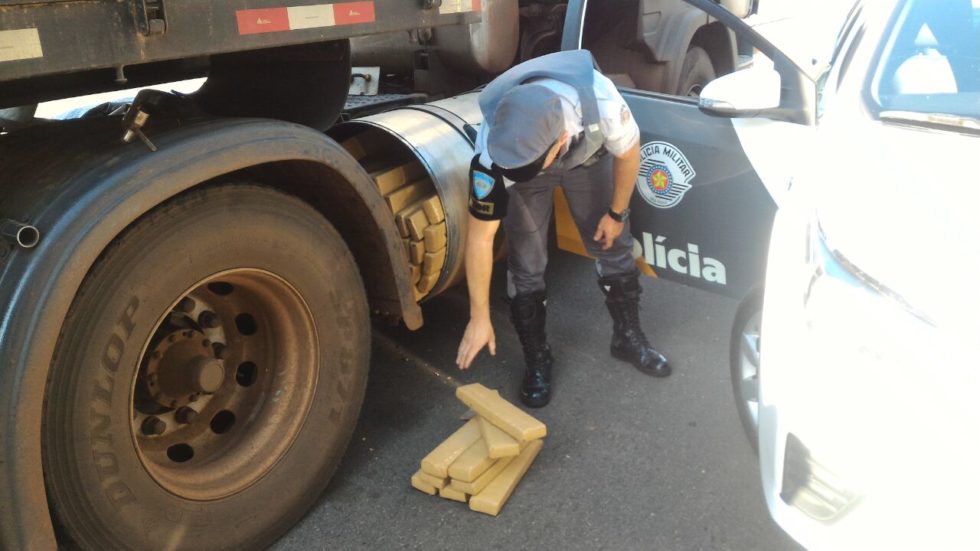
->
[[698, 66, 782, 118]]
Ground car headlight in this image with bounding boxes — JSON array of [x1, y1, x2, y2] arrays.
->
[[779, 215, 980, 541], [802, 219, 935, 367]]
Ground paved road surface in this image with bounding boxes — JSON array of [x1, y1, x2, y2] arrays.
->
[[275, 249, 801, 551]]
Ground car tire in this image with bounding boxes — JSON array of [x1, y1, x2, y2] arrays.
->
[[676, 46, 716, 98], [730, 289, 762, 453], [42, 184, 369, 550]]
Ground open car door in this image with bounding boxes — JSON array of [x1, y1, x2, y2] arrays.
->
[[555, 0, 819, 445], [555, 0, 815, 303]]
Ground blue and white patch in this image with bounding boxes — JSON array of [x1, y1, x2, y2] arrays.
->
[[635, 141, 695, 209], [472, 170, 496, 200]]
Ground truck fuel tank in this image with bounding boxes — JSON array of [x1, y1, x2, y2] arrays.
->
[[330, 92, 487, 301]]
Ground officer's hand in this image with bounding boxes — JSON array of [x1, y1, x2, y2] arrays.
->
[[593, 214, 624, 250], [456, 315, 496, 370]]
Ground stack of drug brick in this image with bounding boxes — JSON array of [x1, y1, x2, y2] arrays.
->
[[342, 134, 447, 300], [411, 384, 546, 516]]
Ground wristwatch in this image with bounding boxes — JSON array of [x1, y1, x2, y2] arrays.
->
[[607, 206, 630, 223]]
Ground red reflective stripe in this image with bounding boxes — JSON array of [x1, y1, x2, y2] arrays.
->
[[472, 0, 481, 12], [236, 8, 290, 35], [332, 1, 376, 25], [237, 2, 373, 35]]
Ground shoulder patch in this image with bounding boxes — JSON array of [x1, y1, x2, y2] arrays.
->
[[620, 103, 631, 125], [472, 169, 496, 200]]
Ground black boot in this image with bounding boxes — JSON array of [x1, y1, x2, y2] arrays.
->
[[510, 291, 553, 408], [599, 273, 671, 377]]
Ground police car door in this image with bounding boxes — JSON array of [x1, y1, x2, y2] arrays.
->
[[558, 0, 817, 303]]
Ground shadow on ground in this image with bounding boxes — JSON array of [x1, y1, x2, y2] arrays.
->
[[275, 251, 799, 551]]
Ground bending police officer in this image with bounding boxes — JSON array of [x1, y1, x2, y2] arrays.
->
[[455, 49, 670, 407]]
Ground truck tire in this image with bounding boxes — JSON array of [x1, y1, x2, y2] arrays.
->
[[730, 289, 762, 453], [676, 46, 716, 98], [42, 184, 370, 550]]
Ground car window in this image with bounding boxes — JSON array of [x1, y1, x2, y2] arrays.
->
[[581, 0, 749, 98], [872, 0, 980, 119]]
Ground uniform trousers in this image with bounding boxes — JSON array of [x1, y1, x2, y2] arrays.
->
[[503, 154, 637, 297]]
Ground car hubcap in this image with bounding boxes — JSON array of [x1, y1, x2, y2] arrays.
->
[[737, 311, 762, 434], [131, 269, 318, 500]]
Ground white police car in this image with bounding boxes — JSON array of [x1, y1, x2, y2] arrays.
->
[[370, 1, 974, 544], [698, 0, 980, 548]]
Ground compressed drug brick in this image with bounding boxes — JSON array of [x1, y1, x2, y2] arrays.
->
[[386, 179, 432, 213], [448, 438, 494, 483], [479, 416, 520, 459], [417, 470, 448, 490], [374, 161, 426, 196], [456, 384, 547, 442], [409, 240, 426, 265], [341, 137, 367, 160], [424, 222, 447, 253], [420, 417, 481, 478], [469, 439, 544, 516], [422, 195, 445, 224], [417, 271, 439, 295], [451, 455, 515, 496], [394, 206, 418, 238], [423, 248, 446, 276], [411, 470, 437, 496], [439, 485, 468, 503], [406, 208, 430, 241]]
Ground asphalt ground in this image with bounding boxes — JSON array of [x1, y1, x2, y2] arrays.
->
[[274, 248, 801, 551]]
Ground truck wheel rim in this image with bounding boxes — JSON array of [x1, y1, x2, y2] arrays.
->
[[737, 311, 761, 433], [131, 269, 318, 501]]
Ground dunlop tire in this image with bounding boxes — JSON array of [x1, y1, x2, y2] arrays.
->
[[41, 184, 370, 550]]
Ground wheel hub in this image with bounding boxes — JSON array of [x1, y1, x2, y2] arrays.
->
[[131, 270, 318, 501], [144, 329, 225, 410]]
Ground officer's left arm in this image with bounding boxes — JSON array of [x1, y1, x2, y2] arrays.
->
[[593, 140, 640, 250], [593, 72, 641, 250], [610, 139, 640, 214]]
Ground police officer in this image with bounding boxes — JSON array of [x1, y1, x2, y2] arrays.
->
[[455, 49, 670, 408]]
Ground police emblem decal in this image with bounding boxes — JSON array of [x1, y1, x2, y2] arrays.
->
[[635, 141, 695, 209], [472, 170, 496, 200]]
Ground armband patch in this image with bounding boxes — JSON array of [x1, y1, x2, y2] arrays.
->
[[469, 197, 495, 216], [472, 169, 496, 200]]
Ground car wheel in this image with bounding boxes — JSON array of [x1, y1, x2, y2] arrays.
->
[[42, 184, 369, 550], [676, 46, 716, 98], [730, 289, 762, 453]]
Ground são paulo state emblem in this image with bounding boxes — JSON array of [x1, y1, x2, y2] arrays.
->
[[635, 141, 696, 209]]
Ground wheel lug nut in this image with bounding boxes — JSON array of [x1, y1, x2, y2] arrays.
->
[[175, 407, 199, 424], [176, 297, 196, 313], [212, 342, 226, 359], [198, 310, 220, 329], [141, 416, 167, 436]]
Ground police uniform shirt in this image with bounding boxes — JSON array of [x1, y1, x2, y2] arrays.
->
[[468, 72, 641, 221]]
